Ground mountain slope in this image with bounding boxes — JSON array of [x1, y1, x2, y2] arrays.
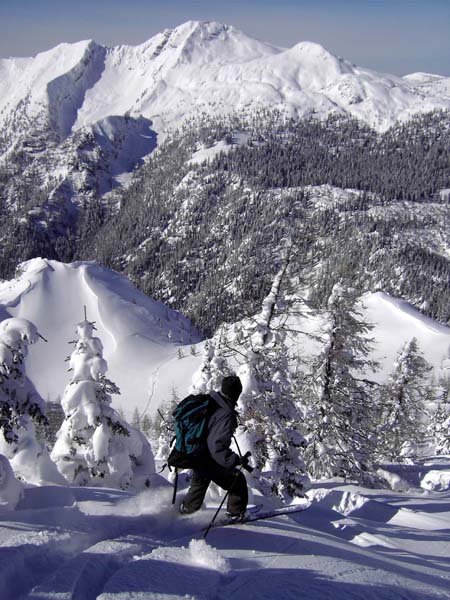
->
[[0, 258, 203, 413], [0, 259, 449, 417], [1, 20, 449, 142], [1, 20, 448, 246], [85, 111, 450, 335]]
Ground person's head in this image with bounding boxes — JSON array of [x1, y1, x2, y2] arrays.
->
[[220, 374, 243, 404]]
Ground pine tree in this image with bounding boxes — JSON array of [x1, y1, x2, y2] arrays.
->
[[0, 318, 64, 485], [152, 386, 179, 461], [302, 284, 379, 482], [233, 258, 311, 500], [141, 413, 152, 437], [131, 406, 141, 430], [429, 404, 450, 455], [51, 318, 155, 489], [378, 338, 431, 462], [191, 332, 232, 394]]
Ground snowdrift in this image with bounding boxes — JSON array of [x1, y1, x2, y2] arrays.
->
[[0, 259, 203, 416], [0, 461, 450, 599]]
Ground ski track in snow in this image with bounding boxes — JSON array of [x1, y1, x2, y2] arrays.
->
[[1, 469, 450, 600]]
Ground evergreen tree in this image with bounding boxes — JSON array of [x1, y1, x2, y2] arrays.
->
[[429, 403, 450, 455], [302, 284, 379, 482], [151, 386, 179, 460], [378, 338, 431, 462], [131, 406, 141, 430], [234, 259, 311, 500], [141, 413, 152, 437], [0, 318, 64, 485], [191, 333, 232, 394], [51, 318, 155, 489]]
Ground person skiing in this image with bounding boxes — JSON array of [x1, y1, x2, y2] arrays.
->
[[179, 374, 250, 517]]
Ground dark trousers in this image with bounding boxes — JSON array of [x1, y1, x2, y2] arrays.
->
[[183, 458, 248, 515]]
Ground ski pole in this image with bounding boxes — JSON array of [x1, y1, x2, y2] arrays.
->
[[171, 468, 178, 505], [203, 466, 242, 539]]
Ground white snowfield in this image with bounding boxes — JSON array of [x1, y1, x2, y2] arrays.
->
[[0, 258, 449, 417], [1, 20, 449, 141], [0, 258, 203, 417], [0, 460, 449, 599]]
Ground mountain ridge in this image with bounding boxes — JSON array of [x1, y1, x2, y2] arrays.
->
[[1, 19, 449, 143]]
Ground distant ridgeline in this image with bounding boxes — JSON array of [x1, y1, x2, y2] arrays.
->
[[1, 109, 449, 334]]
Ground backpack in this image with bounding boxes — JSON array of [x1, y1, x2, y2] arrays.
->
[[167, 394, 216, 469]]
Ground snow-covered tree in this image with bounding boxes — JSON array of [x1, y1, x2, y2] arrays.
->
[[438, 348, 450, 404], [131, 407, 141, 430], [51, 319, 155, 489], [141, 413, 152, 437], [0, 318, 64, 485], [235, 260, 310, 500], [429, 403, 450, 455], [0, 453, 23, 511], [190, 333, 232, 394], [378, 338, 431, 462], [302, 284, 379, 483], [150, 386, 179, 461]]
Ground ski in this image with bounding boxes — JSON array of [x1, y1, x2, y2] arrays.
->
[[206, 500, 311, 531]]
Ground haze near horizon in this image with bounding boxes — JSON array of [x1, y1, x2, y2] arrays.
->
[[0, 0, 449, 77]]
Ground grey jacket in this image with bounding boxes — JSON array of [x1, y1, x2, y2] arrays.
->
[[207, 391, 240, 470]]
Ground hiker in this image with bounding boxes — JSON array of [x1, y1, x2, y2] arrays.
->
[[179, 375, 250, 518]]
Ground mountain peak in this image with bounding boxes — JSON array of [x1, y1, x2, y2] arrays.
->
[[292, 40, 334, 57], [144, 20, 279, 66]]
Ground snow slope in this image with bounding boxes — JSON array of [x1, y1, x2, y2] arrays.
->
[[0, 259, 449, 417], [363, 292, 450, 379], [285, 290, 450, 383], [404, 72, 450, 102], [0, 460, 449, 599], [0, 259, 203, 416], [1, 20, 449, 142]]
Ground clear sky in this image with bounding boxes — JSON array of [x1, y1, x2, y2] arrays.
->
[[0, 0, 449, 76]]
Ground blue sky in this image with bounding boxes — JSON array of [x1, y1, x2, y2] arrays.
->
[[1, 0, 449, 75]]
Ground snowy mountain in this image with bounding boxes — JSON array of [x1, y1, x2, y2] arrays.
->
[[1, 20, 448, 144], [0, 21, 449, 349], [1, 20, 449, 214], [403, 72, 450, 101], [0, 259, 203, 415]]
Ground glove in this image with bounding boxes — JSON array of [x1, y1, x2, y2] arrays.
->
[[238, 451, 253, 473]]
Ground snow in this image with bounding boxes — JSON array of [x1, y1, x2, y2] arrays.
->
[[1, 260, 449, 420], [0, 260, 450, 596], [403, 73, 450, 101], [0, 461, 449, 599], [0, 454, 23, 511], [440, 189, 450, 201], [0, 259, 203, 418], [187, 133, 249, 165], [362, 292, 450, 380], [1, 20, 449, 145], [421, 469, 450, 492]]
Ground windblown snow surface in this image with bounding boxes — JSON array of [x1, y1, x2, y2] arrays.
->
[[0, 462, 449, 599], [1, 259, 450, 598], [0, 258, 203, 416]]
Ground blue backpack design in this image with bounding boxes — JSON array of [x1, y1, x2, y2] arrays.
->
[[168, 394, 216, 469]]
